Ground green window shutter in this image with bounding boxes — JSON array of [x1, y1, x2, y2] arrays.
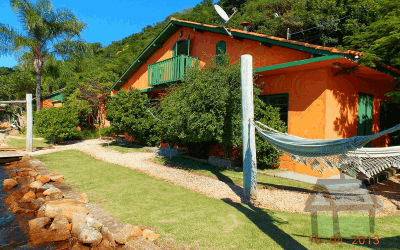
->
[[216, 40, 226, 64], [172, 42, 177, 57], [187, 34, 190, 56], [357, 93, 373, 147]]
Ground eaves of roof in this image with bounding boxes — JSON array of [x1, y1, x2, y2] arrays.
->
[[110, 18, 363, 91]]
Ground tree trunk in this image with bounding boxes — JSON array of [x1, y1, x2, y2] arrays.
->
[[35, 72, 41, 112]]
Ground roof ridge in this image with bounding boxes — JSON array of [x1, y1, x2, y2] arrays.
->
[[171, 18, 363, 57]]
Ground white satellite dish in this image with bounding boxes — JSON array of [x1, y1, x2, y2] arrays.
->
[[214, 4, 237, 37]]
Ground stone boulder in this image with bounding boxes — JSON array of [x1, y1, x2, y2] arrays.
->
[[5, 170, 17, 178], [80, 193, 89, 203], [43, 186, 62, 196], [123, 237, 161, 250], [20, 191, 36, 203], [142, 229, 160, 242], [36, 175, 51, 184], [30, 180, 43, 189], [3, 178, 17, 190], [29, 170, 39, 178], [92, 238, 114, 250], [78, 227, 102, 246], [49, 214, 69, 230], [28, 217, 51, 231], [44, 199, 88, 222], [100, 226, 116, 249], [29, 227, 71, 245], [71, 242, 90, 250], [5, 191, 24, 206], [114, 225, 142, 244], [49, 173, 64, 182]]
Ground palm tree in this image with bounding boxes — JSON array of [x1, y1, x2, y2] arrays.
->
[[0, 0, 86, 111]]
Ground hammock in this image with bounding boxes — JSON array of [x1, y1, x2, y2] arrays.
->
[[253, 120, 400, 178]]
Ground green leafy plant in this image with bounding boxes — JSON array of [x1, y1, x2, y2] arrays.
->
[[158, 55, 287, 166], [34, 106, 80, 143], [105, 88, 160, 146]]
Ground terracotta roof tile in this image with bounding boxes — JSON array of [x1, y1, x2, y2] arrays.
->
[[170, 18, 363, 57]]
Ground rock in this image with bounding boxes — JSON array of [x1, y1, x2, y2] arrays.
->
[[72, 212, 89, 237], [45, 192, 64, 201], [43, 186, 62, 196], [33, 198, 45, 208], [80, 193, 89, 203], [3, 178, 17, 190], [6, 170, 17, 178], [5, 191, 24, 206], [36, 175, 51, 184], [71, 242, 90, 250], [29, 228, 71, 245], [77, 227, 102, 246], [37, 209, 45, 217], [30, 180, 43, 189], [20, 191, 36, 203], [28, 217, 51, 231], [139, 226, 147, 231], [49, 214, 69, 230], [67, 223, 72, 232], [114, 225, 142, 244], [86, 217, 103, 229], [17, 170, 30, 177], [142, 229, 160, 242], [29, 170, 39, 178], [49, 173, 64, 182], [123, 237, 161, 250], [44, 199, 88, 222], [8, 129, 19, 136], [16, 176, 30, 184], [101, 226, 116, 249], [92, 238, 114, 250], [36, 193, 45, 199]]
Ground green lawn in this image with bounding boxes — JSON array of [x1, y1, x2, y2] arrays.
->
[[7, 138, 53, 148], [153, 156, 326, 191], [101, 141, 151, 153], [33, 150, 400, 250]]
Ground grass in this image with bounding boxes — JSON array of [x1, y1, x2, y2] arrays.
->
[[153, 156, 326, 191], [33, 150, 400, 250], [6, 138, 53, 148], [101, 141, 151, 153]]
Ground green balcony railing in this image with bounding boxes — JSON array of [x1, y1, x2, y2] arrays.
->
[[148, 55, 198, 86]]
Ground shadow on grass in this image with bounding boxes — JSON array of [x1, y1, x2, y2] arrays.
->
[[292, 234, 400, 249], [223, 198, 308, 249]]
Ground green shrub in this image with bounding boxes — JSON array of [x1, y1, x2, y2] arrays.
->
[[80, 128, 99, 140], [158, 56, 287, 166], [106, 88, 160, 146], [20, 126, 26, 134], [35, 106, 80, 143], [99, 126, 116, 137]]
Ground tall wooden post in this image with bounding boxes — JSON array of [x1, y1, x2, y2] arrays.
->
[[26, 94, 33, 152], [241, 54, 257, 200]]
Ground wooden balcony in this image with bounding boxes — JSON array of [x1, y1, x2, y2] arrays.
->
[[148, 55, 198, 86]]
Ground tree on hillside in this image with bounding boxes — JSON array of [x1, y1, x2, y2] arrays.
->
[[0, 0, 86, 111]]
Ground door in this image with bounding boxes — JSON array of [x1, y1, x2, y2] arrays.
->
[[357, 93, 373, 147]]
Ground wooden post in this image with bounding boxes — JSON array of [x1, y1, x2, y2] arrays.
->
[[241, 54, 257, 200], [26, 94, 33, 152]]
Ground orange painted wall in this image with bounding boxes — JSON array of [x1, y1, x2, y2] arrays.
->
[[40, 99, 54, 109], [118, 27, 311, 92]]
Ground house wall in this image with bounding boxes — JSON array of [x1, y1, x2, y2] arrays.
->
[[325, 67, 396, 146], [118, 27, 311, 92], [40, 99, 54, 109]]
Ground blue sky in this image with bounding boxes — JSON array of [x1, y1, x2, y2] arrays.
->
[[0, 0, 203, 68]]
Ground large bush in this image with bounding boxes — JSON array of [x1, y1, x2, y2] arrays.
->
[[158, 56, 287, 167], [105, 88, 160, 146], [35, 106, 80, 142]]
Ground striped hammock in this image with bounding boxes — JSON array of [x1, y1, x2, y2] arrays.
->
[[253, 120, 400, 178]]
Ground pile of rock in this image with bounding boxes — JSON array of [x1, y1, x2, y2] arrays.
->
[[2, 159, 162, 249]]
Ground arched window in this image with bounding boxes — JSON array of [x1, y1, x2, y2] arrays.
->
[[216, 40, 226, 63]]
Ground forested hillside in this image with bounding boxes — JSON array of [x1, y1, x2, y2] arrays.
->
[[0, 0, 398, 102]]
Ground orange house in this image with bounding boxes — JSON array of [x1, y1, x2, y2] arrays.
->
[[37, 88, 65, 109], [110, 18, 399, 178]]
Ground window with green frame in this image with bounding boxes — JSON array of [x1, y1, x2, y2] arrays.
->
[[259, 93, 289, 125], [216, 40, 226, 64]]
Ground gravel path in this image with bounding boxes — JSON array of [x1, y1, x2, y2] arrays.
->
[[23, 139, 400, 217]]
